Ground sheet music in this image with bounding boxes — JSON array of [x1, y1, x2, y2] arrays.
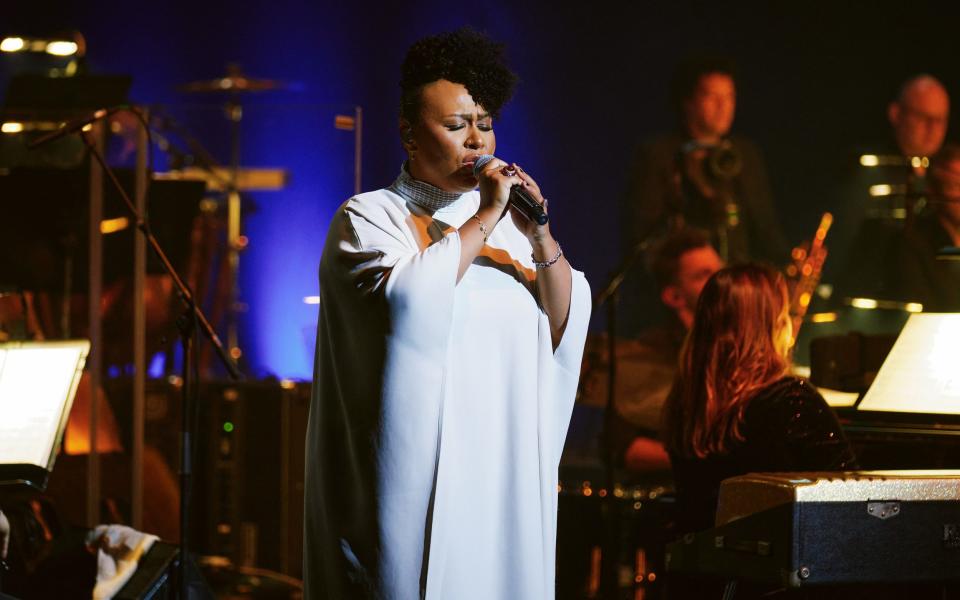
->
[[819, 387, 860, 408], [0, 344, 87, 467], [858, 313, 960, 414]]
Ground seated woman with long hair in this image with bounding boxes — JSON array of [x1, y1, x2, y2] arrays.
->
[[662, 264, 857, 534]]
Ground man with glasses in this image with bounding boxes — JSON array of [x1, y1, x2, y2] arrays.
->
[[888, 75, 950, 161], [830, 75, 951, 303], [889, 143, 960, 311]]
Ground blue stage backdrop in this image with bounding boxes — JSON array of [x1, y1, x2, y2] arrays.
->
[[5, 1, 960, 379]]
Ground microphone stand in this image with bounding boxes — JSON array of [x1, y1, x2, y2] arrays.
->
[[592, 217, 669, 599], [34, 109, 242, 599]]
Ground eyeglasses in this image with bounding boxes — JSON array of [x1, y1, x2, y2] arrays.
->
[[899, 103, 948, 127]]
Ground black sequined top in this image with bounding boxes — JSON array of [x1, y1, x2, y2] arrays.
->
[[668, 376, 858, 534]]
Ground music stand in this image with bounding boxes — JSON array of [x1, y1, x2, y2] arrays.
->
[[0, 339, 89, 491], [857, 313, 960, 417], [3, 74, 132, 112]]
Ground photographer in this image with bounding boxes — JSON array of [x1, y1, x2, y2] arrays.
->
[[622, 56, 788, 266]]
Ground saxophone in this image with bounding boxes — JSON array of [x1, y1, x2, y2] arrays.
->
[[786, 212, 832, 339]]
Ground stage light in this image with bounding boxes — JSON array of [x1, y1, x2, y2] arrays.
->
[[850, 298, 878, 310], [0, 35, 84, 57], [0, 121, 60, 134], [45, 40, 79, 56], [0, 37, 25, 52], [100, 217, 131, 234], [869, 184, 892, 197], [859, 154, 879, 167], [810, 312, 838, 323], [848, 297, 921, 312]]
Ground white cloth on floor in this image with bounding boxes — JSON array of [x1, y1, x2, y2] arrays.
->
[[87, 524, 158, 600]]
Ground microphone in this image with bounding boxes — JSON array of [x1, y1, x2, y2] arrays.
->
[[473, 154, 548, 225], [26, 107, 119, 149]]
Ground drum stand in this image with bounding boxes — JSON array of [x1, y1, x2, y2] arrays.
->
[[593, 217, 672, 599]]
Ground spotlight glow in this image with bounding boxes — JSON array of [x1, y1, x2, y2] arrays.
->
[[100, 217, 131, 234], [0, 37, 25, 52], [859, 154, 879, 167], [45, 41, 79, 56], [1, 122, 24, 134], [810, 312, 838, 324]]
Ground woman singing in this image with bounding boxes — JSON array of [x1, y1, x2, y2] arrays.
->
[[303, 28, 591, 599], [662, 264, 856, 535]]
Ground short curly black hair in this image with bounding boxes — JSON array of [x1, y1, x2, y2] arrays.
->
[[399, 27, 518, 124]]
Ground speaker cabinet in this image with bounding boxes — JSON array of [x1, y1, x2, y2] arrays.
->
[[193, 381, 309, 577], [105, 378, 309, 578]]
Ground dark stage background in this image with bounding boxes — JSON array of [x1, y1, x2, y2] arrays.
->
[[5, 1, 959, 379]]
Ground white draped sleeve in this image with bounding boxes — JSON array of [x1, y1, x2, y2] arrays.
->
[[338, 193, 463, 597], [543, 269, 592, 456]]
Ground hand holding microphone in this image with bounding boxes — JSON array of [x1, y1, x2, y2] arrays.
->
[[473, 154, 549, 225]]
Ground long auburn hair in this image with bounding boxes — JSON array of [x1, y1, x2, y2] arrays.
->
[[663, 263, 791, 458]]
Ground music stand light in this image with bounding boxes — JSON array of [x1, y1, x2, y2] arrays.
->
[[0, 339, 89, 490]]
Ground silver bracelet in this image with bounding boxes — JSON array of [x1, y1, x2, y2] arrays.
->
[[532, 243, 562, 269], [471, 214, 489, 243]]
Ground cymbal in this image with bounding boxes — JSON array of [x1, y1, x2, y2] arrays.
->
[[178, 75, 284, 93], [177, 64, 284, 93]]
